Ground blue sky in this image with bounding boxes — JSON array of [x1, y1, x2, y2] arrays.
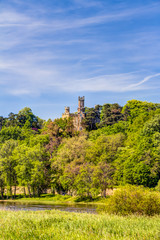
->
[[0, 0, 160, 120]]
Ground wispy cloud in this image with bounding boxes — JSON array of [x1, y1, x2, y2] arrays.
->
[[59, 72, 160, 93], [0, 0, 160, 99], [126, 73, 160, 90], [1, 1, 160, 30], [72, 0, 102, 8], [1, 63, 158, 96]]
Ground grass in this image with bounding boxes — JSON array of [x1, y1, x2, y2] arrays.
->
[[0, 210, 160, 239], [0, 194, 107, 206]]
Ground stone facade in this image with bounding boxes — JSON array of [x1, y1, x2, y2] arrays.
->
[[62, 96, 86, 131]]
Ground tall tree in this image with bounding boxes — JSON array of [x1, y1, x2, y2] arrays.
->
[[0, 140, 18, 198]]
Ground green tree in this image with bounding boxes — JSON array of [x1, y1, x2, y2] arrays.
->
[[5, 112, 18, 127], [15, 143, 50, 197], [82, 107, 100, 131], [122, 100, 157, 123], [92, 162, 114, 197], [99, 103, 123, 127], [60, 159, 83, 195], [0, 140, 18, 198], [86, 133, 125, 164], [74, 163, 94, 198], [0, 116, 6, 130], [17, 107, 43, 129]]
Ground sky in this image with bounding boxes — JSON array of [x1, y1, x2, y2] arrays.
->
[[0, 0, 160, 120]]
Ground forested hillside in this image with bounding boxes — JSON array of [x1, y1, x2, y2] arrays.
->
[[0, 100, 160, 198]]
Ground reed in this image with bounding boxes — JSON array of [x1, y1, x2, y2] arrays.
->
[[0, 210, 160, 239]]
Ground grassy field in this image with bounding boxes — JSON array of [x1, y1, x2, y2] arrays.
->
[[0, 210, 160, 240]]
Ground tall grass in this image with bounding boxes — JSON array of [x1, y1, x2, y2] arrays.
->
[[0, 210, 160, 239]]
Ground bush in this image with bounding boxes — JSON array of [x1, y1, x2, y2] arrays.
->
[[155, 180, 160, 192], [99, 185, 160, 216]]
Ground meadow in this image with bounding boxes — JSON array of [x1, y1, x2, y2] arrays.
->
[[0, 209, 160, 240]]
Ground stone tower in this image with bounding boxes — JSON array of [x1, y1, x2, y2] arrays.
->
[[65, 106, 70, 115], [76, 96, 85, 130], [78, 96, 85, 113], [62, 106, 70, 119]]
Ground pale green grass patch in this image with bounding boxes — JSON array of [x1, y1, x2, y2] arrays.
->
[[0, 210, 160, 239]]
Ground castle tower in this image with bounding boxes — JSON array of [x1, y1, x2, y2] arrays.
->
[[65, 106, 70, 114], [77, 96, 85, 131], [78, 96, 85, 113], [62, 106, 70, 119]]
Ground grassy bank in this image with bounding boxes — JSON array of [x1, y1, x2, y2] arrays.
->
[[0, 194, 107, 206], [0, 210, 160, 239]]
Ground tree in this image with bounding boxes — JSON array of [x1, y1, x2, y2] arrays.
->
[[74, 163, 94, 198], [92, 162, 114, 197], [0, 140, 18, 198], [15, 143, 50, 197], [50, 135, 90, 193], [17, 107, 43, 129], [0, 126, 34, 143], [82, 107, 100, 131], [99, 103, 123, 127], [5, 112, 18, 127], [60, 159, 83, 195], [0, 116, 6, 130], [86, 133, 125, 164], [0, 168, 5, 199], [142, 115, 160, 136], [122, 100, 157, 123]]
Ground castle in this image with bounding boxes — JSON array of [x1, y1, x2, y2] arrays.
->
[[62, 96, 86, 131]]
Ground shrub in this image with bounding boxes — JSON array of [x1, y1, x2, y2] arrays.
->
[[99, 185, 160, 216], [155, 180, 160, 192]]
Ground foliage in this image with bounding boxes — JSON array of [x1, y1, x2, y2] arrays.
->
[[122, 100, 157, 123], [102, 185, 160, 216], [99, 103, 123, 127], [92, 162, 114, 197], [0, 140, 18, 197], [82, 107, 100, 131], [86, 133, 125, 164], [0, 100, 160, 200], [0, 126, 34, 143], [89, 121, 128, 140]]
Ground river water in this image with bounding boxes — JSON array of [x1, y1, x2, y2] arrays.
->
[[0, 201, 97, 214]]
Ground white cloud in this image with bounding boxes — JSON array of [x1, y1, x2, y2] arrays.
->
[[72, 0, 102, 8], [59, 72, 160, 93], [0, 1, 160, 30], [1, 67, 158, 96], [126, 73, 160, 90], [0, 1, 159, 97]]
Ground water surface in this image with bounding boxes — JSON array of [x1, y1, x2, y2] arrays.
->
[[0, 201, 97, 214]]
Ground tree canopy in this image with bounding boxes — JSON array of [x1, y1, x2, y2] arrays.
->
[[0, 100, 160, 198]]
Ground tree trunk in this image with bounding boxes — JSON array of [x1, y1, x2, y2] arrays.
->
[[27, 185, 31, 197], [52, 188, 55, 196], [10, 185, 13, 199], [37, 187, 40, 197], [14, 185, 16, 198], [0, 186, 4, 199], [23, 187, 26, 197], [102, 189, 106, 198], [32, 186, 35, 198]]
